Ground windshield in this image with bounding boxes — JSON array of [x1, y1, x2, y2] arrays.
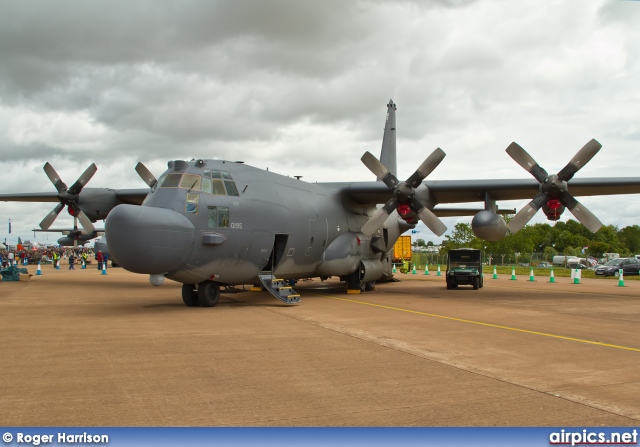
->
[[604, 259, 623, 266], [448, 250, 481, 264]]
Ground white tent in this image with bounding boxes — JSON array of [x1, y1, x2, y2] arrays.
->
[[0, 242, 6, 250]]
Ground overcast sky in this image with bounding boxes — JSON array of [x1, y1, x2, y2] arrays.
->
[[1, 0, 639, 247]]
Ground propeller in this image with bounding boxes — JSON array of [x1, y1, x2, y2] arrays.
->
[[360, 149, 447, 237], [505, 139, 604, 234], [39, 162, 97, 234], [135, 162, 158, 188]]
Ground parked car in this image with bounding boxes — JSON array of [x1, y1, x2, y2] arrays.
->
[[566, 262, 587, 270], [595, 258, 640, 277], [538, 262, 552, 268]]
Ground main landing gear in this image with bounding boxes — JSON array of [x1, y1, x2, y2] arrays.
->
[[345, 270, 375, 293], [182, 280, 220, 307]]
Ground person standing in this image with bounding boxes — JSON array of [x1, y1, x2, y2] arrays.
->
[[68, 253, 75, 270], [8, 251, 14, 267], [97, 250, 104, 270]]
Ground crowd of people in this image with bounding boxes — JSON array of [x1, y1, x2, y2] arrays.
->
[[0, 246, 103, 270]]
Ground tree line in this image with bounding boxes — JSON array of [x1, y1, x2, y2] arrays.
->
[[415, 219, 640, 263]]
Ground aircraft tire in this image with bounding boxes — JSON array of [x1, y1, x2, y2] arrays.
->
[[364, 281, 375, 291], [182, 284, 199, 307], [198, 281, 220, 307]]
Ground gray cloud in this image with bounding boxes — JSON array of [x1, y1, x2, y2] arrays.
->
[[1, 0, 639, 245]]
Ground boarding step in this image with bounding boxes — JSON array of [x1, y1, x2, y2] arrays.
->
[[257, 272, 301, 305]]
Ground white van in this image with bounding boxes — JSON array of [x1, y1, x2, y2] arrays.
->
[[552, 255, 582, 267]]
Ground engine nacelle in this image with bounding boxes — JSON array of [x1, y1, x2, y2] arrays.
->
[[360, 259, 383, 283], [78, 188, 120, 221], [542, 199, 565, 221], [57, 237, 87, 246], [471, 210, 507, 241]]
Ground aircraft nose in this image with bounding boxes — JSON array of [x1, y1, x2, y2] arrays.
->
[[105, 205, 196, 274]]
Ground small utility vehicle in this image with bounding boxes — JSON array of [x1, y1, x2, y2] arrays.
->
[[446, 248, 483, 290]]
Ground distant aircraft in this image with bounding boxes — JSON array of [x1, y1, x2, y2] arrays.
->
[[32, 227, 104, 247], [2, 100, 640, 308]]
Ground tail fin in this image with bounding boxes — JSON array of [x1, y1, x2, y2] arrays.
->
[[379, 99, 397, 179]]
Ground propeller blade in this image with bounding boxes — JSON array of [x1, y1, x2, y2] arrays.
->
[[408, 197, 447, 236], [568, 202, 603, 233], [361, 151, 388, 178], [505, 142, 536, 172], [361, 152, 398, 189], [557, 139, 602, 182], [361, 208, 391, 238], [135, 162, 158, 188], [43, 162, 68, 193], [507, 203, 539, 234], [67, 163, 97, 195], [40, 203, 65, 230], [76, 210, 96, 234], [416, 208, 447, 237], [507, 192, 549, 233], [361, 198, 398, 238], [505, 142, 548, 184], [405, 148, 446, 188]]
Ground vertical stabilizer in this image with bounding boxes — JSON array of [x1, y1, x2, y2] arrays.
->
[[379, 99, 397, 179]]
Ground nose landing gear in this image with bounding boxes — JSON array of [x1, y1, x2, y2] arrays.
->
[[182, 280, 220, 307], [198, 281, 220, 307]]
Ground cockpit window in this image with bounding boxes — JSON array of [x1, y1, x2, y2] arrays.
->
[[159, 170, 240, 196], [186, 193, 199, 214], [224, 181, 239, 196], [212, 179, 226, 195], [161, 173, 182, 188], [180, 174, 201, 191], [201, 177, 212, 195]]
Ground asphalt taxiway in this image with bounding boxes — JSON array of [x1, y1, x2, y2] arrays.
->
[[1, 263, 639, 426]]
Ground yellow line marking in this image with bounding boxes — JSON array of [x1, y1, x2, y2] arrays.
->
[[308, 293, 640, 353]]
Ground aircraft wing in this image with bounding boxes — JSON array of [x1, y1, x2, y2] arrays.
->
[[0, 192, 60, 202], [0, 188, 148, 204], [114, 189, 149, 205], [0, 189, 148, 205], [32, 228, 105, 233], [330, 177, 640, 207], [426, 178, 640, 204]]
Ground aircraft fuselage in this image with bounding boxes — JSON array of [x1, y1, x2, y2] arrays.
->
[[105, 159, 401, 286]]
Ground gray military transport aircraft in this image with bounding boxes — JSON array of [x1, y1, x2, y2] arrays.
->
[[3, 100, 640, 308], [33, 227, 104, 247]]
